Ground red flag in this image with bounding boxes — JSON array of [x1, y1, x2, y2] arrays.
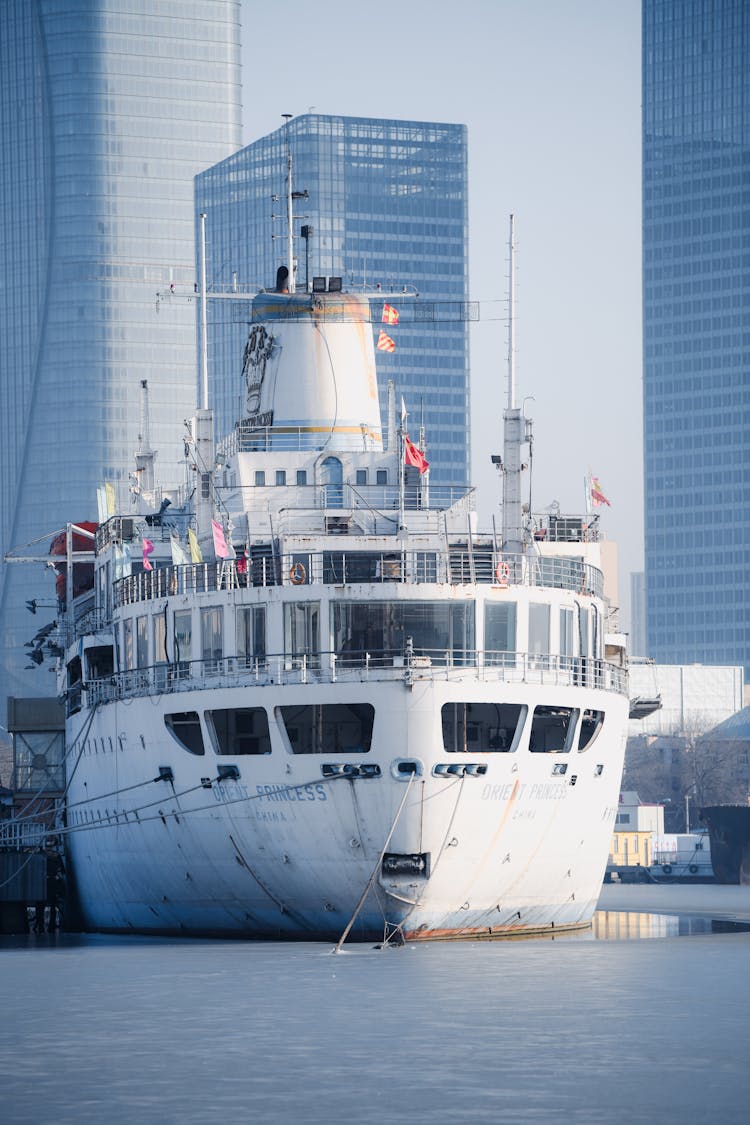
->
[[376, 329, 396, 352], [142, 537, 154, 571], [382, 303, 399, 326], [404, 434, 429, 474]]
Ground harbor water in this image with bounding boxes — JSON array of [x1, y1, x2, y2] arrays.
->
[[2, 886, 749, 1124]]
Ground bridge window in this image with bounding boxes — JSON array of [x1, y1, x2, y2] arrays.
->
[[442, 702, 526, 753], [207, 708, 271, 755], [165, 712, 205, 756], [277, 703, 374, 754]]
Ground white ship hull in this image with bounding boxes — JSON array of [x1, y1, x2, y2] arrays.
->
[[66, 671, 627, 940]]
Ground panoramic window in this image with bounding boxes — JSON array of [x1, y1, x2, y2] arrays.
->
[[441, 702, 526, 753], [164, 712, 205, 755], [201, 606, 223, 668], [528, 603, 550, 665], [236, 605, 266, 666], [136, 615, 149, 668], [174, 609, 192, 669], [484, 603, 517, 664], [577, 709, 604, 752], [206, 707, 271, 755], [331, 600, 474, 666], [284, 602, 319, 666], [277, 703, 374, 754], [529, 706, 577, 753]]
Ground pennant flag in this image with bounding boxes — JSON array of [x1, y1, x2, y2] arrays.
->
[[376, 329, 396, 352], [104, 482, 116, 516], [187, 528, 203, 563], [404, 434, 429, 475], [400, 396, 408, 429], [170, 533, 190, 567], [142, 538, 155, 571], [382, 302, 399, 326], [590, 476, 611, 508], [212, 519, 232, 559]]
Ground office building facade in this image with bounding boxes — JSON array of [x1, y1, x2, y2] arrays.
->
[[195, 114, 470, 486], [642, 0, 750, 671], [0, 0, 241, 715]]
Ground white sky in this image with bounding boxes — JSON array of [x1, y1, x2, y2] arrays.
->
[[240, 0, 643, 622]]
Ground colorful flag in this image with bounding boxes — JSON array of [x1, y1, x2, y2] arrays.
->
[[404, 434, 429, 474], [376, 329, 396, 352], [591, 476, 611, 507], [187, 528, 203, 563], [212, 519, 232, 559], [236, 549, 248, 576], [382, 302, 399, 326], [142, 538, 154, 571], [170, 533, 189, 567]]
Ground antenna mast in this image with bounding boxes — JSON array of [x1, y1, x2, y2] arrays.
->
[[501, 214, 524, 554], [199, 211, 209, 409]]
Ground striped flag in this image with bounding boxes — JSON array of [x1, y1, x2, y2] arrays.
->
[[377, 329, 396, 352], [591, 476, 611, 507], [382, 302, 399, 325]]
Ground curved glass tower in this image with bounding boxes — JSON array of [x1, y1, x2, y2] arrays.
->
[[0, 0, 241, 716]]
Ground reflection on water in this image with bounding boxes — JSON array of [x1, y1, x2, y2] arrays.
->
[[593, 910, 750, 940]]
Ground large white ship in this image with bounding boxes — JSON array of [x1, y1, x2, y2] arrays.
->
[[54, 215, 628, 943]]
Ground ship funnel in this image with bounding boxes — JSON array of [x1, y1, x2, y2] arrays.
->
[[241, 291, 383, 452]]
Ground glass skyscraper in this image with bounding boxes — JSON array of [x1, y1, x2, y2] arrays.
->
[[195, 114, 470, 486], [0, 1, 241, 716], [643, 0, 750, 671]]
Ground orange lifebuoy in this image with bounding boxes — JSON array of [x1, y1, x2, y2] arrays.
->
[[495, 561, 510, 586], [289, 561, 306, 585]]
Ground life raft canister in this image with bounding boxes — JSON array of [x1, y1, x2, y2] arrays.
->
[[289, 561, 306, 585]]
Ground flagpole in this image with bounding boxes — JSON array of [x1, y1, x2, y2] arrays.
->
[[399, 408, 406, 531]]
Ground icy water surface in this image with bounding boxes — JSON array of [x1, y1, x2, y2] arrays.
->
[[2, 909, 749, 1124]]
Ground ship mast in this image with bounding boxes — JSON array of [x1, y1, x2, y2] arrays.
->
[[501, 214, 524, 554]]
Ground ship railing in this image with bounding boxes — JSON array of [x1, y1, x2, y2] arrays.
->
[[531, 511, 602, 544], [0, 820, 48, 850], [111, 550, 604, 610], [81, 647, 628, 706]]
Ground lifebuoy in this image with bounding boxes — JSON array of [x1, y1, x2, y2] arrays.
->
[[689, 864, 698, 874], [289, 561, 306, 585], [662, 863, 672, 875], [495, 561, 510, 586]]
